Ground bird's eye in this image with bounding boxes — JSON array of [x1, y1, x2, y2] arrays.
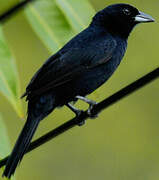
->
[[123, 8, 131, 16]]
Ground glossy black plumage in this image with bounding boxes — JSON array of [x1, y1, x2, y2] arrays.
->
[[2, 3, 154, 178]]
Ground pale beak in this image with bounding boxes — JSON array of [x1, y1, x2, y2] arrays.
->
[[135, 11, 155, 23]]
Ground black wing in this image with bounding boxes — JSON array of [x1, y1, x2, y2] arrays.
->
[[22, 38, 117, 99]]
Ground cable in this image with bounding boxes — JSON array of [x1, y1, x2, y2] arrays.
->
[[0, 0, 35, 23], [0, 67, 158, 168]]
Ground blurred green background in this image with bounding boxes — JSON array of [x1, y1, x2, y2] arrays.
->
[[0, 0, 159, 180]]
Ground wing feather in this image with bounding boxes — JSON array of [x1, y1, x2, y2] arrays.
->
[[23, 38, 117, 99]]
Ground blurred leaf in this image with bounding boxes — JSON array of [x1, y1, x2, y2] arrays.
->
[[0, 114, 16, 180], [56, 0, 95, 32], [24, 0, 95, 53], [0, 27, 23, 118]]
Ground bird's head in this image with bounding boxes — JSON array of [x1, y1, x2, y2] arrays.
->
[[91, 4, 155, 38]]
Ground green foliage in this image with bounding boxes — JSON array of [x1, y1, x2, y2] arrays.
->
[[55, 0, 95, 32], [0, 27, 23, 118], [25, 0, 95, 53]]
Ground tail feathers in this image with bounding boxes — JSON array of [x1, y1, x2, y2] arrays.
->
[[3, 116, 40, 178]]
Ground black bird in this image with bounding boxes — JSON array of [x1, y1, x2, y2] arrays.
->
[[2, 3, 154, 178]]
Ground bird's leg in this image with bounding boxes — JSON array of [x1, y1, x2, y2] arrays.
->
[[66, 103, 82, 116], [76, 96, 97, 105], [66, 103, 85, 126], [76, 96, 98, 118]]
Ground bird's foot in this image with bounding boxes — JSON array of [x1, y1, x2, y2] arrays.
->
[[77, 119, 86, 126], [66, 103, 85, 126], [76, 96, 98, 119], [87, 103, 98, 119]]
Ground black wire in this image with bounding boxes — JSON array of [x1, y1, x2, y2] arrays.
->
[[0, 67, 158, 168], [0, 0, 35, 23]]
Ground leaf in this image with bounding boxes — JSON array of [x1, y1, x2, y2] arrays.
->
[[24, 0, 95, 53], [0, 27, 23, 118], [0, 114, 16, 180], [56, 0, 95, 32]]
